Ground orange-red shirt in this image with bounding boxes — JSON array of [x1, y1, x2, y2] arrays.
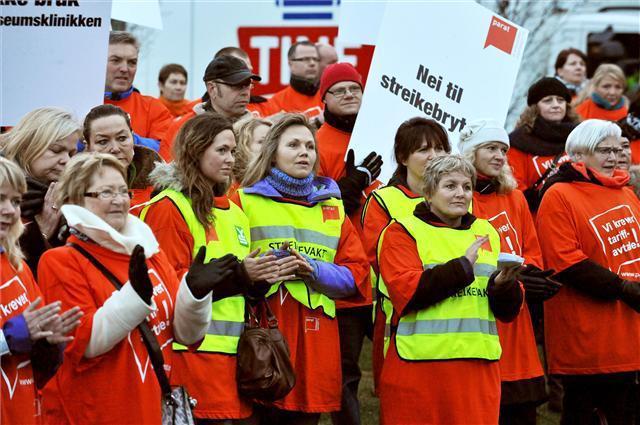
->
[[316, 122, 381, 307], [378, 222, 501, 424], [258, 86, 323, 119], [38, 237, 179, 424], [0, 255, 41, 425], [507, 148, 571, 192], [141, 196, 252, 420], [105, 91, 173, 147], [159, 97, 192, 119], [472, 188, 544, 382], [160, 111, 195, 162], [536, 167, 640, 375], [575, 97, 629, 122], [231, 192, 370, 412]]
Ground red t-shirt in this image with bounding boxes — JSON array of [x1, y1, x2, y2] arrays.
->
[[472, 188, 544, 382], [105, 91, 173, 145], [142, 196, 252, 420], [258, 86, 323, 120], [507, 148, 571, 192], [536, 165, 640, 374], [38, 237, 179, 424], [316, 122, 382, 308], [231, 193, 370, 412], [575, 97, 629, 122], [378, 223, 500, 424], [0, 255, 42, 425]]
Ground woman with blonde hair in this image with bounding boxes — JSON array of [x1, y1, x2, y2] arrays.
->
[[0, 107, 81, 274], [37, 152, 228, 424], [141, 112, 293, 423], [460, 119, 556, 424], [0, 157, 82, 425], [508, 77, 580, 210], [232, 118, 272, 186], [576, 63, 628, 121], [233, 113, 370, 425]]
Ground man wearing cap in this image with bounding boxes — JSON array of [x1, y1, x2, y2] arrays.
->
[[316, 62, 383, 425], [259, 41, 324, 120], [104, 31, 173, 152], [160, 55, 261, 161]]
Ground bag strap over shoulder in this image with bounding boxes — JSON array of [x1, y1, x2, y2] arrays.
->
[[69, 242, 173, 398], [245, 299, 279, 330], [530, 152, 564, 192]]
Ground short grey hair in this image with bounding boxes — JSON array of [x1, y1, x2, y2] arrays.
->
[[423, 154, 476, 197], [565, 119, 622, 159]]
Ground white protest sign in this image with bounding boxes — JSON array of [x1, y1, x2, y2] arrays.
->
[[1, 0, 112, 126], [112, 0, 162, 30], [338, 0, 386, 45], [349, 1, 528, 183]]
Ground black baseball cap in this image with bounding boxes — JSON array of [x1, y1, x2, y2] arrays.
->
[[202, 55, 261, 84]]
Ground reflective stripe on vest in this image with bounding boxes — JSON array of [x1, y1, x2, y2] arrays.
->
[[238, 189, 344, 318], [141, 188, 249, 354], [367, 187, 423, 358], [385, 214, 501, 361]]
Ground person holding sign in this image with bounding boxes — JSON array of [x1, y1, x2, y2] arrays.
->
[[536, 119, 640, 424], [377, 155, 522, 424], [361, 117, 450, 392], [104, 31, 173, 153], [508, 77, 580, 211], [0, 156, 82, 425], [83, 104, 162, 209], [0, 107, 81, 277], [140, 113, 294, 422], [232, 114, 370, 425], [313, 62, 383, 425], [459, 120, 553, 424]]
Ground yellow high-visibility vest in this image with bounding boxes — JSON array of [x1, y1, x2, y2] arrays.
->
[[141, 189, 249, 354], [237, 189, 345, 318], [364, 186, 424, 354], [380, 213, 502, 361]]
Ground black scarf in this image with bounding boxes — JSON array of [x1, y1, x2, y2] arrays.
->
[[323, 108, 357, 133], [510, 117, 577, 156], [290, 74, 319, 96], [475, 175, 499, 194]]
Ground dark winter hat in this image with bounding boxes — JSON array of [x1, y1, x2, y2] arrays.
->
[[527, 77, 572, 106], [203, 55, 261, 84], [319, 62, 363, 100]]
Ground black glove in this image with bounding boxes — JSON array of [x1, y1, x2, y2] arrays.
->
[[21, 177, 48, 219], [129, 245, 153, 305], [246, 280, 272, 303], [210, 260, 251, 302], [186, 247, 237, 299], [520, 265, 562, 302], [620, 280, 640, 313], [358, 150, 383, 183]]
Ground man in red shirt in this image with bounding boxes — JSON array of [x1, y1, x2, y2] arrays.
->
[[259, 41, 324, 120], [316, 62, 383, 425], [104, 31, 173, 152]]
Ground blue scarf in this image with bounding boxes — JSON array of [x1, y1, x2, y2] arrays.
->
[[265, 167, 315, 198], [104, 86, 135, 101], [591, 92, 625, 111]]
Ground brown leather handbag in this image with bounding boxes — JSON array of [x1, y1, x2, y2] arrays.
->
[[236, 300, 296, 401]]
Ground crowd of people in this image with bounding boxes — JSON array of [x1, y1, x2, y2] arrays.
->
[[1, 30, 640, 425]]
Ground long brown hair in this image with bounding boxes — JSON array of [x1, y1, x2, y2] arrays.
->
[[173, 113, 234, 229], [241, 114, 318, 187], [515, 103, 580, 133]]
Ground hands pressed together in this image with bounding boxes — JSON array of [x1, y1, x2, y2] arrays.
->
[[22, 297, 83, 345]]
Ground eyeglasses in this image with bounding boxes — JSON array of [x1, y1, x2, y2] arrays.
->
[[291, 57, 319, 64], [215, 80, 254, 90], [327, 85, 363, 99], [594, 147, 625, 156], [84, 189, 133, 200]]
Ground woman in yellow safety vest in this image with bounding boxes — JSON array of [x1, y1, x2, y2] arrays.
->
[[231, 113, 370, 425], [361, 117, 451, 391], [141, 112, 296, 423], [377, 154, 522, 425]]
